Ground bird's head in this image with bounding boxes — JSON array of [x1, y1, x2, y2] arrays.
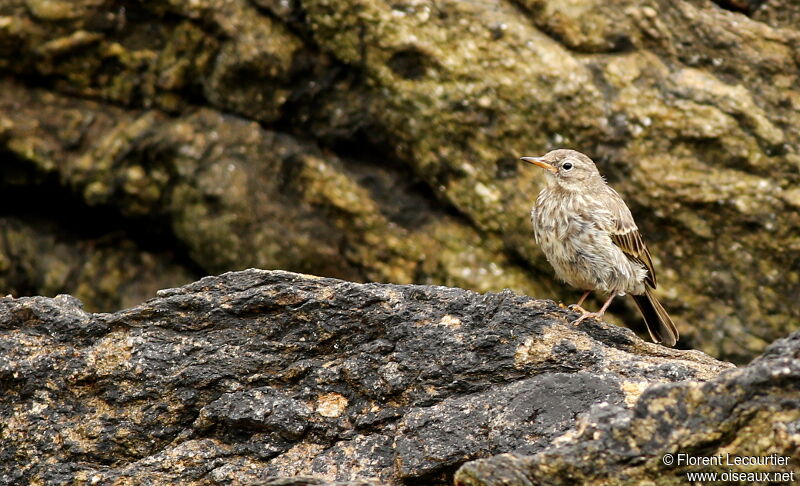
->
[[521, 149, 602, 191]]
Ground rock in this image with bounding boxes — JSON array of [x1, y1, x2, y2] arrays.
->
[[0, 216, 195, 312], [0, 269, 738, 485], [2, 0, 800, 363], [0, 78, 545, 314], [456, 331, 800, 485]]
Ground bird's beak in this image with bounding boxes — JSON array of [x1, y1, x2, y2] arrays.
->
[[520, 156, 557, 173]]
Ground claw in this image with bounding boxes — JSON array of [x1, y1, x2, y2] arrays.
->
[[571, 311, 605, 326], [570, 293, 616, 326]]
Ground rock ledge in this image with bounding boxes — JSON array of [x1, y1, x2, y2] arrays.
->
[[3, 269, 793, 486]]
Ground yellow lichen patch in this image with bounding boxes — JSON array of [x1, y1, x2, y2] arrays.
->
[[717, 409, 800, 461], [274, 291, 308, 307], [265, 442, 327, 477], [84, 330, 134, 377], [621, 381, 650, 408], [316, 393, 349, 418], [551, 426, 581, 447], [644, 394, 680, 416], [306, 434, 391, 481], [513, 325, 594, 368], [317, 286, 336, 301], [437, 314, 462, 328]]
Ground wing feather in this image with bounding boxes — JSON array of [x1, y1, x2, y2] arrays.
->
[[610, 230, 656, 288], [597, 186, 657, 288]]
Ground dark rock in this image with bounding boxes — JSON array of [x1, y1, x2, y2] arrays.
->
[[0, 269, 734, 485], [456, 332, 800, 485], [395, 372, 626, 478]]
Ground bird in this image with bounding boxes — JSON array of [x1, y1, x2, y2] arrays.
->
[[521, 149, 678, 346]]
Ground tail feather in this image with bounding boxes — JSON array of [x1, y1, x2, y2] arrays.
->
[[631, 289, 679, 347]]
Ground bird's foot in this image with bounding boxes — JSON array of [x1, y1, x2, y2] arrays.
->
[[568, 304, 590, 314], [570, 311, 606, 326]]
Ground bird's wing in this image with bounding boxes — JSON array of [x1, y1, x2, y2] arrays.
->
[[600, 187, 657, 288]]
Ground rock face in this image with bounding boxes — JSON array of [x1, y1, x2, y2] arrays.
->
[[9, 268, 797, 486], [1, 0, 800, 363], [457, 332, 800, 486]]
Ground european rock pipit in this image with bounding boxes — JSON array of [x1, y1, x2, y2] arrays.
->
[[522, 149, 678, 346]]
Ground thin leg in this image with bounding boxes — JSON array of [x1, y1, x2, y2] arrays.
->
[[572, 294, 616, 326], [596, 293, 616, 315], [568, 290, 592, 313]]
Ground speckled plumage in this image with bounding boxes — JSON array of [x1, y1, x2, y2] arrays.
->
[[532, 183, 648, 295], [524, 149, 678, 346]]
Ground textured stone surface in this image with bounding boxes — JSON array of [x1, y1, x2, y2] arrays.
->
[[1, 0, 800, 362], [0, 216, 195, 312], [456, 331, 800, 486], [0, 269, 733, 485]]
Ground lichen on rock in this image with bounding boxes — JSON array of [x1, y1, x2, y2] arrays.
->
[[0, 269, 745, 485]]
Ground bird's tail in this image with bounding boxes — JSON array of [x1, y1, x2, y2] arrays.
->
[[632, 288, 679, 347]]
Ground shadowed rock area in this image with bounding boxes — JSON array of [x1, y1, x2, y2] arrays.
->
[[9, 268, 798, 486], [1, 0, 800, 363]]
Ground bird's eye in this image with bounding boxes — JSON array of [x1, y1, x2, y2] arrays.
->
[[562, 162, 573, 171]]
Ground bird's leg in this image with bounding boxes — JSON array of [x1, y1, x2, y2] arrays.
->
[[572, 293, 616, 325], [568, 290, 592, 313]]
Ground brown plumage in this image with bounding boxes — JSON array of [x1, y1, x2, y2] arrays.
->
[[522, 149, 678, 347]]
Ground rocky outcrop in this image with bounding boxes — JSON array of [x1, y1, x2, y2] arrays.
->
[[457, 331, 800, 485], [1, 0, 800, 362], [7, 269, 793, 486]]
